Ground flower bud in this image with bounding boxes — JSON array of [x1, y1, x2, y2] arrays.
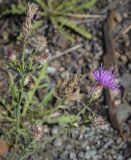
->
[[22, 17, 32, 36], [27, 3, 38, 20], [90, 85, 103, 99]]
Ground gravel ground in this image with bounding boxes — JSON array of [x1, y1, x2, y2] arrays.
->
[[29, 120, 131, 160], [30, 1, 131, 160], [29, 0, 131, 159], [0, 0, 130, 159]]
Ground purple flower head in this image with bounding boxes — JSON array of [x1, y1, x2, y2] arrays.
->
[[93, 66, 119, 90]]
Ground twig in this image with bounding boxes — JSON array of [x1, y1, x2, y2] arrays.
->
[[114, 24, 131, 41], [49, 44, 83, 61], [42, 10, 105, 19], [59, 12, 105, 19], [122, 24, 131, 35], [77, 99, 96, 117]]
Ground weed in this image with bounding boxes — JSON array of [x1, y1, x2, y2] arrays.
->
[[0, 2, 108, 160]]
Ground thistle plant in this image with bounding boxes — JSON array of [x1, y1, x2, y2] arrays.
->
[[93, 66, 120, 90], [0, 2, 121, 160], [0, 3, 82, 159]]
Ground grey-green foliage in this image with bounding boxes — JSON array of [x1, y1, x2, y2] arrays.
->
[[36, 0, 97, 41], [0, 3, 26, 18], [0, 0, 97, 41]]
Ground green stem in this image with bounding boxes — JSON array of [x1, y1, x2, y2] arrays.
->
[[22, 63, 48, 117], [77, 98, 96, 117], [15, 37, 27, 145], [15, 78, 25, 145], [34, 99, 64, 126], [22, 37, 26, 72]]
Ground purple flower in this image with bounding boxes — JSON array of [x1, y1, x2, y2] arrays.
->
[[93, 66, 119, 90]]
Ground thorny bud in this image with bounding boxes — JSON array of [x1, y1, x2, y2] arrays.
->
[[32, 125, 43, 140], [56, 74, 81, 99], [90, 85, 103, 99], [35, 52, 49, 64], [92, 115, 106, 128], [6, 49, 16, 61], [22, 3, 38, 37], [30, 35, 47, 52], [22, 17, 32, 36], [27, 3, 38, 20], [24, 76, 31, 86]]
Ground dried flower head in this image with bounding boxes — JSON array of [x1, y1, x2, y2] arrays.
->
[[22, 3, 38, 36], [56, 74, 81, 99], [90, 85, 103, 99], [93, 66, 119, 91], [27, 3, 38, 20], [6, 49, 16, 61], [35, 52, 49, 64], [31, 35, 47, 52], [31, 124, 43, 140], [22, 17, 32, 36], [24, 76, 31, 86]]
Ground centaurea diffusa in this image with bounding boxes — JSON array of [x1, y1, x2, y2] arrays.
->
[[90, 66, 120, 99], [93, 66, 119, 91]]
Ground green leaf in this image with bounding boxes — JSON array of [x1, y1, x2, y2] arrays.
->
[[47, 115, 79, 125], [75, 0, 97, 11], [56, 0, 97, 12], [24, 62, 48, 114], [58, 25, 75, 42], [11, 4, 26, 14], [0, 3, 25, 18], [41, 88, 54, 106], [58, 17, 92, 39], [56, 0, 77, 12], [33, 20, 43, 30], [36, 0, 48, 11], [8, 71, 14, 87], [11, 86, 18, 101]]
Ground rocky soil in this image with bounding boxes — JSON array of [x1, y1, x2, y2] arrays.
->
[[0, 0, 131, 159]]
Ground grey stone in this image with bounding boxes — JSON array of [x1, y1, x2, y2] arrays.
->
[[78, 152, 84, 158], [117, 155, 124, 160], [121, 73, 131, 87], [84, 149, 97, 159], [52, 126, 59, 134], [65, 144, 72, 150], [53, 138, 62, 147], [69, 152, 76, 159], [128, 63, 131, 71], [84, 131, 95, 139], [59, 151, 69, 159]]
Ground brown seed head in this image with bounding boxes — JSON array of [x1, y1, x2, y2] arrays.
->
[[59, 74, 81, 99], [35, 52, 49, 64], [27, 3, 38, 19], [90, 85, 103, 99], [22, 17, 32, 36], [6, 49, 16, 61], [31, 35, 47, 52]]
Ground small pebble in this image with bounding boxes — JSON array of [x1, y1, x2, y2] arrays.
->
[[69, 152, 76, 159], [53, 138, 62, 147], [52, 126, 59, 134], [128, 63, 131, 71], [84, 149, 97, 159], [78, 152, 84, 158]]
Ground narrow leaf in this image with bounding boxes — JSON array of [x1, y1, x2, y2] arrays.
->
[[47, 115, 79, 125], [58, 17, 92, 39]]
